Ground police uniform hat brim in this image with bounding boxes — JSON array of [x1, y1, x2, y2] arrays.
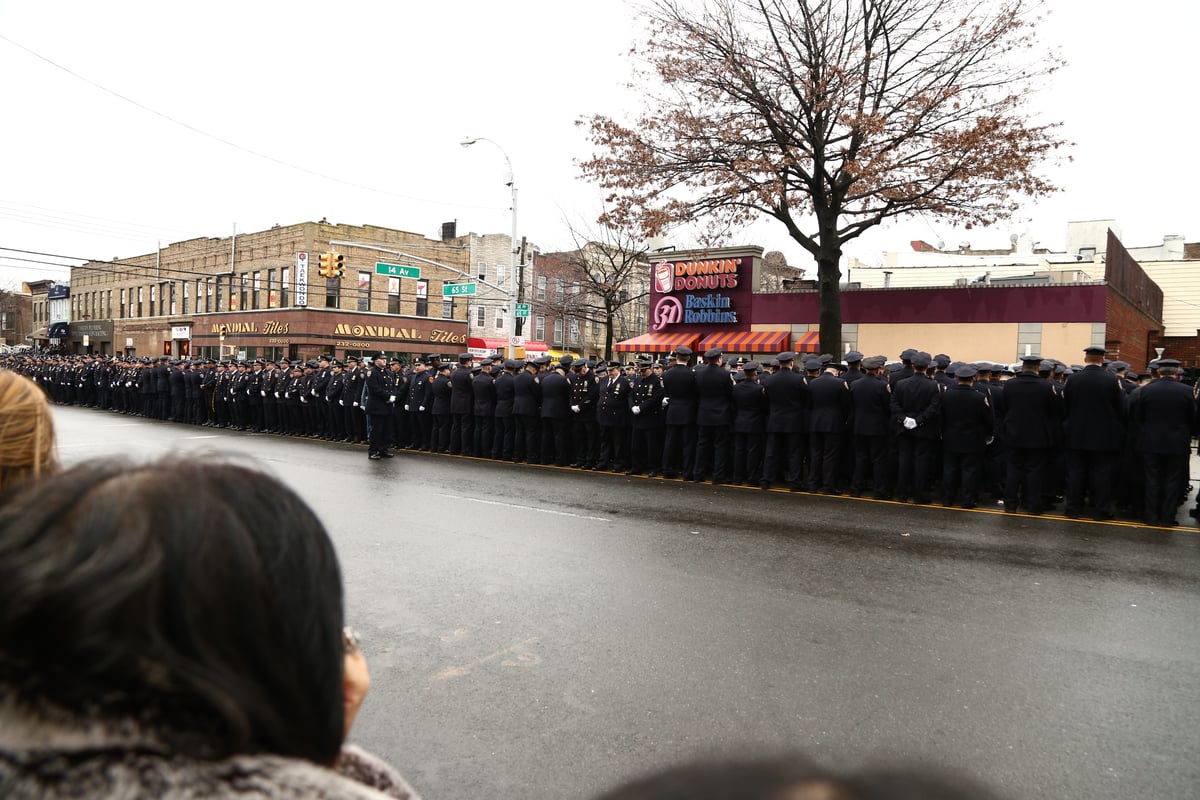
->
[[953, 364, 978, 379], [636, 359, 653, 369], [742, 360, 761, 372], [703, 348, 722, 360], [607, 361, 621, 369], [900, 348, 917, 360], [503, 359, 518, 370], [458, 353, 473, 362], [438, 363, 453, 371], [1019, 355, 1043, 365], [910, 352, 932, 369], [862, 356, 886, 369], [844, 351, 863, 363], [1157, 359, 1181, 368], [1083, 346, 1106, 355], [803, 357, 822, 371], [672, 346, 692, 358], [933, 354, 951, 368], [776, 351, 795, 363]]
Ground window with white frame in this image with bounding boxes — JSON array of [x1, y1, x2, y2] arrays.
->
[[535, 315, 545, 341], [495, 307, 505, 330], [569, 318, 580, 343], [555, 278, 565, 298], [553, 318, 563, 344], [475, 305, 485, 327], [536, 275, 547, 300], [495, 264, 506, 289], [477, 261, 487, 280]]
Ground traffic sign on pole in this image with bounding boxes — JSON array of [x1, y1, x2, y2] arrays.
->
[[375, 262, 421, 279], [515, 303, 530, 318], [443, 282, 477, 296]]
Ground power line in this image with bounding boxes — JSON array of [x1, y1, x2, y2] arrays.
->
[[0, 33, 497, 213]]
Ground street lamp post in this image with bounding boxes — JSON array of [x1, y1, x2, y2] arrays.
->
[[460, 136, 519, 361]]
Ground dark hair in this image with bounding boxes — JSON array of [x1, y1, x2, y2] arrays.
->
[[592, 755, 1004, 800], [0, 457, 345, 764]]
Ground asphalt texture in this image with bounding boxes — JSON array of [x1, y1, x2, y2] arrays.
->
[[51, 406, 1200, 800]]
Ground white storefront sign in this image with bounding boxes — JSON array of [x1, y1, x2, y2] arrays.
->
[[295, 252, 309, 307]]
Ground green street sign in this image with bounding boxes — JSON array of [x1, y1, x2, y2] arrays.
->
[[443, 282, 477, 297], [515, 303, 530, 318], [375, 262, 421, 279]]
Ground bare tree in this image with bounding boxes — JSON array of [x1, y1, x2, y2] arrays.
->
[[538, 222, 652, 359], [579, 0, 1068, 354]]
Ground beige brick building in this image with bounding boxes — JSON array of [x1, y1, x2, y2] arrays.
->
[[68, 220, 471, 361]]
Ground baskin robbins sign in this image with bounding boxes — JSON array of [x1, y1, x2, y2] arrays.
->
[[650, 252, 755, 332]]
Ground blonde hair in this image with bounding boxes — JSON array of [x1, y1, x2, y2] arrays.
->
[[0, 371, 58, 494]]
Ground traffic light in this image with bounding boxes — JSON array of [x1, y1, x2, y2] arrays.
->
[[332, 252, 345, 278], [317, 252, 334, 278]]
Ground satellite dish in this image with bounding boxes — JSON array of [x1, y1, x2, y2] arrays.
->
[[1009, 233, 1019, 244]]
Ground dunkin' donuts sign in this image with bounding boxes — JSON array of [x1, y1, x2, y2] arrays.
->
[[651, 257, 749, 331]]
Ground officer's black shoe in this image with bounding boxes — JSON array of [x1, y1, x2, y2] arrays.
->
[[647, 470, 659, 477], [368, 453, 381, 460], [760, 481, 771, 490]]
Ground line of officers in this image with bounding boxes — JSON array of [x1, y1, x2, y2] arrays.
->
[[6, 342, 1197, 525]]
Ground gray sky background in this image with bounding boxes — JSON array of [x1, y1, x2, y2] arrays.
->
[[1, 0, 1195, 289]]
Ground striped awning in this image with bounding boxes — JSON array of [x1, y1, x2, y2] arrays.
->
[[698, 330, 790, 354], [613, 331, 701, 354], [794, 331, 821, 353]]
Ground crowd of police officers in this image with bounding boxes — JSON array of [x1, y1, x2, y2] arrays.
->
[[4, 342, 1198, 526]]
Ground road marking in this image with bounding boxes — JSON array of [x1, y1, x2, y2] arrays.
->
[[436, 494, 610, 522], [433, 636, 541, 681], [178, 435, 220, 440]]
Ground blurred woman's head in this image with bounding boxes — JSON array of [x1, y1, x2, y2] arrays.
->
[[0, 370, 57, 495], [0, 457, 345, 765]]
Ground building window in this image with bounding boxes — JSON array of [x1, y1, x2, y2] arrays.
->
[[495, 307, 505, 330], [325, 278, 340, 309], [267, 270, 277, 308], [553, 318, 563, 344], [569, 317, 580, 344], [137, 287, 144, 317], [442, 299, 454, 319], [119, 289, 126, 319], [252, 271, 262, 310], [170, 283, 177, 316], [149, 286, 156, 317], [536, 275, 546, 301], [495, 264, 506, 289], [240, 274, 249, 311], [107, 289, 113, 318], [477, 261, 487, 280], [555, 278, 566, 299], [214, 279, 223, 312], [475, 305, 485, 328], [357, 272, 371, 312], [280, 268, 289, 307], [535, 315, 545, 342]]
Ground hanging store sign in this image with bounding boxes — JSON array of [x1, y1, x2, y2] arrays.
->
[[650, 256, 748, 331]]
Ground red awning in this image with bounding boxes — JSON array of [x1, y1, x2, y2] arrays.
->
[[794, 331, 821, 353], [613, 331, 701, 354], [698, 330, 790, 354], [468, 337, 508, 350], [522, 340, 548, 352]]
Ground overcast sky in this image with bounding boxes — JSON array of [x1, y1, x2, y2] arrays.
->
[[1, 0, 1195, 290]]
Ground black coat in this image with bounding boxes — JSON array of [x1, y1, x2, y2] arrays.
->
[[430, 374, 452, 414], [764, 369, 809, 433], [449, 366, 474, 414], [1062, 365, 1125, 451], [661, 365, 698, 425], [539, 370, 571, 419], [1132, 377, 1195, 454], [513, 370, 542, 416], [493, 371, 516, 418], [694, 363, 734, 426], [597, 374, 630, 426], [849, 374, 891, 436], [731, 377, 767, 433], [890, 374, 942, 439], [471, 371, 496, 416], [940, 383, 993, 453], [364, 365, 394, 415], [807, 373, 850, 434], [1000, 372, 1061, 448]]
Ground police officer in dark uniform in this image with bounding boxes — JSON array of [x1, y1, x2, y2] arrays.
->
[[471, 357, 497, 458], [660, 346, 698, 480], [627, 358, 665, 476], [1001, 354, 1062, 514], [939, 364, 993, 507], [849, 355, 892, 498], [731, 360, 767, 486], [539, 358, 573, 466], [492, 359, 517, 460], [513, 358, 543, 463], [449, 353, 475, 455], [890, 351, 942, 504], [1062, 345, 1126, 519], [569, 360, 600, 469], [430, 362, 454, 452], [806, 356, 851, 493], [762, 351, 809, 491], [693, 347, 733, 484], [365, 353, 396, 459], [596, 361, 630, 472], [1131, 359, 1195, 526]]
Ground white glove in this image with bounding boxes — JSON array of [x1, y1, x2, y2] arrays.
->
[[903, 416, 917, 430], [339, 400, 345, 406], [571, 405, 581, 413], [404, 404, 410, 411], [353, 402, 359, 407], [662, 396, 670, 406], [261, 390, 266, 397], [389, 395, 396, 403], [986, 436, 994, 445], [310, 389, 317, 396], [274, 392, 280, 398], [632, 406, 641, 415], [419, 405, 425, 412]]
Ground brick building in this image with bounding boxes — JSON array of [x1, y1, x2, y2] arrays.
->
[[68, 220, 470, 361]]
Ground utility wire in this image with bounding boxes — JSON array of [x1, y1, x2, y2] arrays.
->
[[0, 33, 499, 213]]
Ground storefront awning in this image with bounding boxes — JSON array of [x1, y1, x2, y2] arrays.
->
[[468, 337, 509, 351], [698, 330, 790, 354], [547, 348, 582, 360], [522, 340, 548, 352], [30, 326, 49, 340], [48, 322, 70, 338], [794, 331, 821, 353], [613, 332, 701, 354]]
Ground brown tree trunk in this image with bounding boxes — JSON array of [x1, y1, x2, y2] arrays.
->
[[816, 251, 842, 357]]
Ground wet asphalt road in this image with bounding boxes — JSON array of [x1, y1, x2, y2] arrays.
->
[[52, 406, 1200, 800]]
